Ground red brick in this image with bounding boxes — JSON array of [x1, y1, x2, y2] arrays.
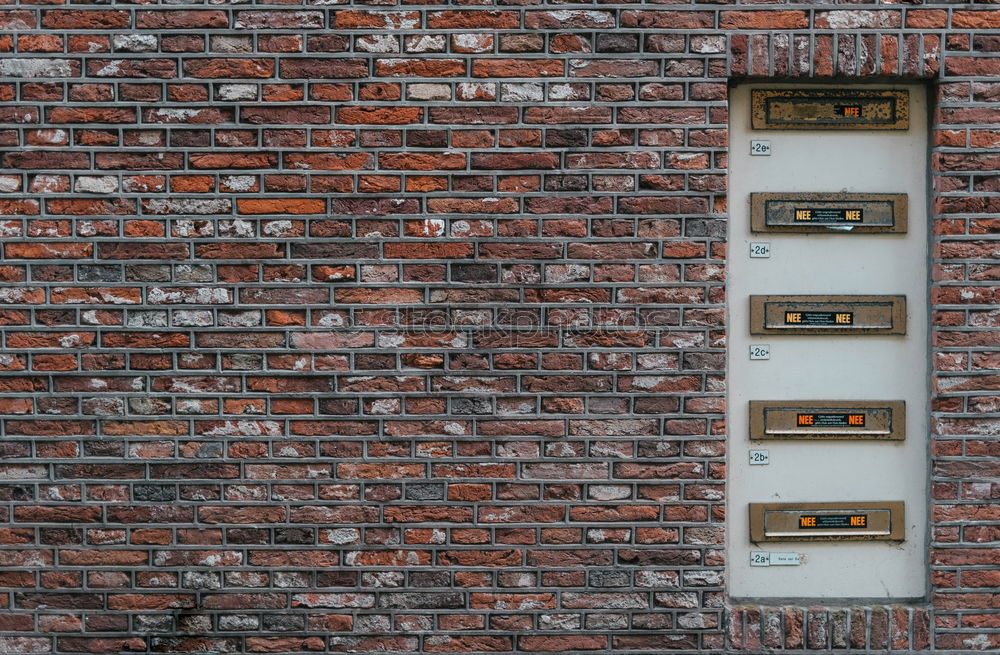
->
[[376, 59, 466, 77], [720, 11, 808, 30], [427, 11, 519, 29], [236, 199, 325, 215], [472, 59, 563, 78], [953, 10, 1000, 29], [338, 106, 422, 125], [333, 10, 421, 29], [184, 58, 274, 79], [136, 11, 228, 29], [42, 10, 130, 29]]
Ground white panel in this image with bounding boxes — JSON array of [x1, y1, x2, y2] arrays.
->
[[728, 83, 928, 599]]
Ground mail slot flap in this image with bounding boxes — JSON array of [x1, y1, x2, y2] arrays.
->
[[750, 400, 905, 441], [750, 193, 908, 234], [750, 295, 906, 336], [751, 88, 909, 130], [749, 502, 905, 542]]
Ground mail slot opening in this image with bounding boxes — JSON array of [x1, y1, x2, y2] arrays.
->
[[749, 502, 904, 542]]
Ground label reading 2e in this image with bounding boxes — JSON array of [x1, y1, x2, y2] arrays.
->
[[798, 514, 868, 529], [750, 140, 771, 156], [784, 311, 853, 326]]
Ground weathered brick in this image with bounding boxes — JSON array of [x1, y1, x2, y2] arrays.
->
[[41, 10, 130, 30], [184, 58, 274, 79], [280, 58, 368, 79], [136, 11, 228, 29], [0, 6, 989, 654]]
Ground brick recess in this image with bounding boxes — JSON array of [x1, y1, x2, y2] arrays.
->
[[0, 2, 995, 654]]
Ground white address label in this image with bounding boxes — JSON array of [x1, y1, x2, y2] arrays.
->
[[750, 140, 771, 156], [771, 552, 802, 566], [750, 551, 801, 567], [749, 449, 769, 466], [749, 344, 770, 360], [749, 242, 770, 258]]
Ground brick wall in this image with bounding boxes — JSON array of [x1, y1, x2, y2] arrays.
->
[[0, 2, 996, 654]]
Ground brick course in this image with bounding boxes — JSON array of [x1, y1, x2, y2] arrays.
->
[[0, 2, 996, 653]]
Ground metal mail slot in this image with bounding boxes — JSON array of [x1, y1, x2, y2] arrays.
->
[[750, 193, 908, 234], [751, 89, 909, 130], [749, 400, 905, 441], [749, 295, 906, 336], [750, 502, 905, 542]]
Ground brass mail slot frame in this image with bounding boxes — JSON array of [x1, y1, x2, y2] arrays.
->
[[749, 400, 905, 441], [751, 89, 909, 130], [750, 295, 906, 336], [750, 502, 905, 542], [750, 193, 908, 234]]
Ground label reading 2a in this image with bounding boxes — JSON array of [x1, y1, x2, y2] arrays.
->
[[798, 514, 868, 529], [794, 208, 863, 222], [784, 311, 853, 326], [750, 551, 801, 567]]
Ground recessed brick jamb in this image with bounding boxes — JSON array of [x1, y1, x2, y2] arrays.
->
[[722, 7, 999, 655], [0, 3, 996, 655]]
